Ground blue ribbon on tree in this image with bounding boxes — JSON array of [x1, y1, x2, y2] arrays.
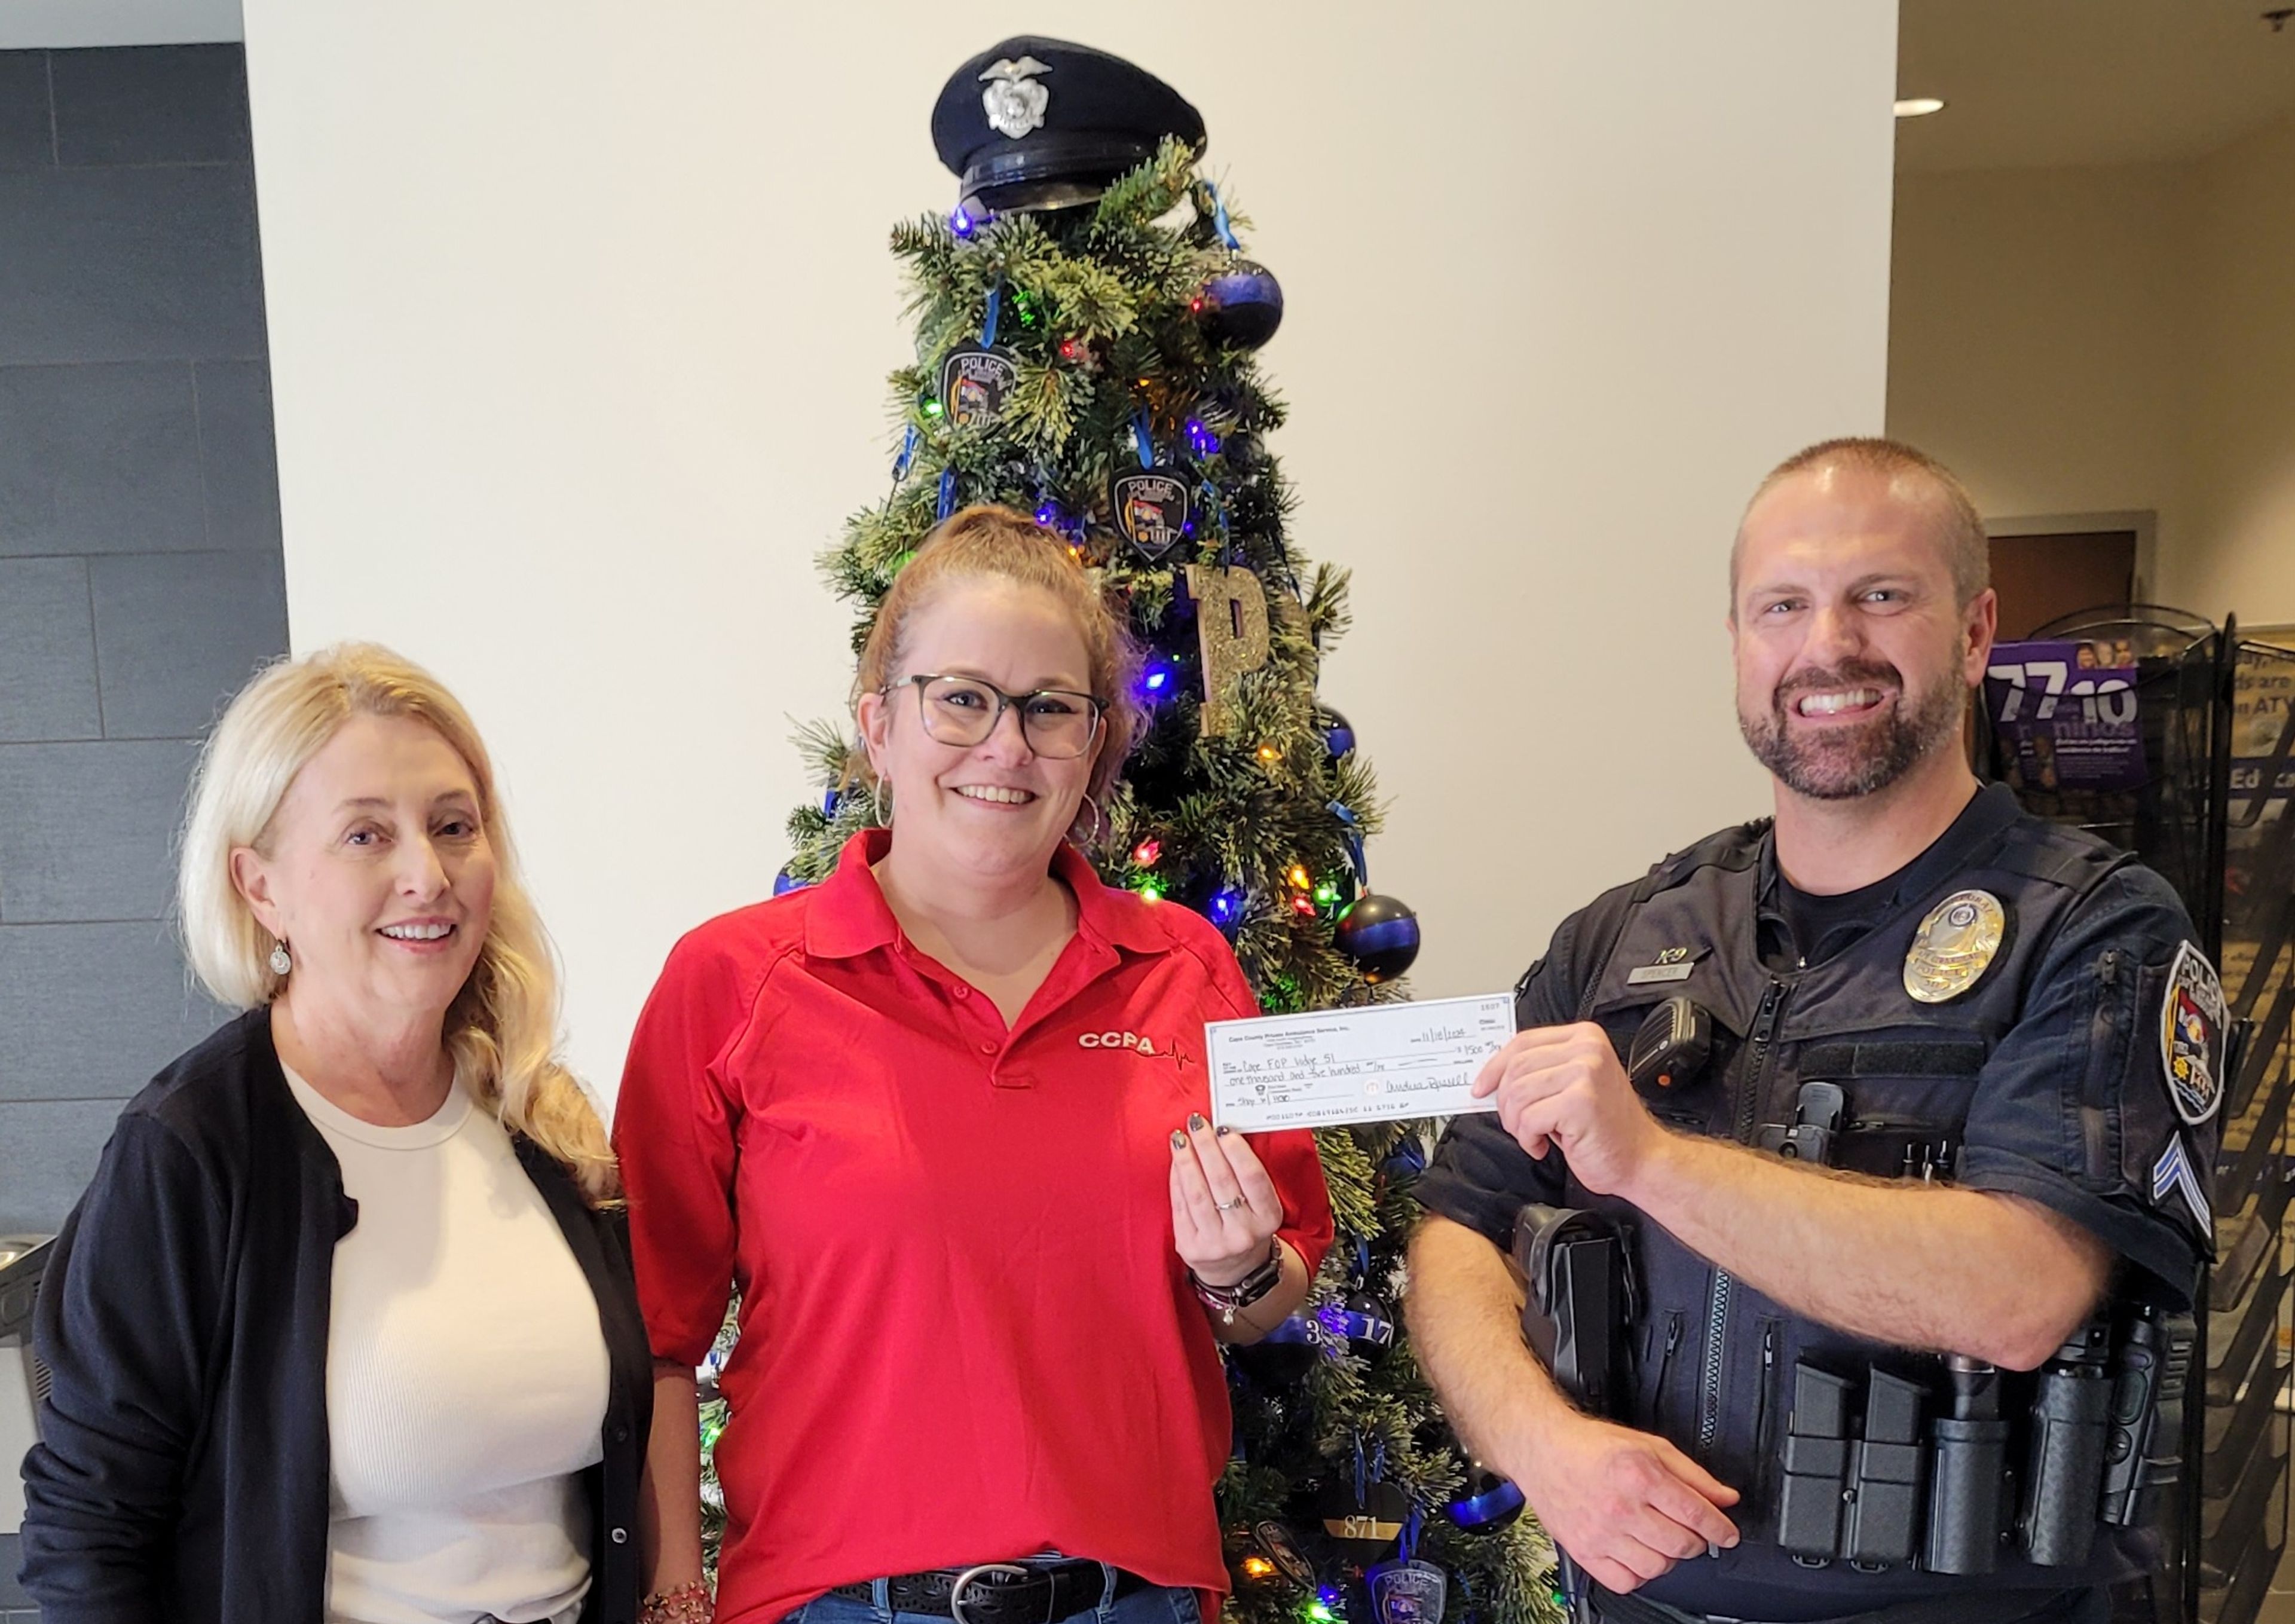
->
[[893, 423, 919, 482], [938, 467, 957, 520], [981, 279, 1003, 347], [1330, 801, 1370, 891], [1205, 181, 1241, 252], [1133, 412, 1156, 470]]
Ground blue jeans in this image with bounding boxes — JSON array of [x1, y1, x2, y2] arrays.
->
[[784, 1571, 1201, 1624]]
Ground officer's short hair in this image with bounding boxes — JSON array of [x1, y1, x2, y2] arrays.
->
[[1731, 437, 1990, 613]]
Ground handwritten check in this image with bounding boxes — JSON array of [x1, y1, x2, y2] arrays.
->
[[1205, 993, 1516, 1131]]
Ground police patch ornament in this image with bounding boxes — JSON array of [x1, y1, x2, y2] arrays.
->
[[979, 56, 1051, 140], [2160, 940, 2227, 1126], [1902, 889, 2006, 1004], [938, 342, 1020, 429], [1110, 466, 1192, 562]]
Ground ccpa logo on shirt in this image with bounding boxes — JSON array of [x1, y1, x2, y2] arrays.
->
[[1079, 1030, 1164, 1056]]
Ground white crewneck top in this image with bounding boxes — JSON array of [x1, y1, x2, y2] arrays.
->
[[284, 1063, 610, 1624]]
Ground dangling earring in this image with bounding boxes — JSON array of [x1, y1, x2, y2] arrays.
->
[[872, 779, 892, 827], [268, 939, 292, 977], [1073, 793, 1106, 848]]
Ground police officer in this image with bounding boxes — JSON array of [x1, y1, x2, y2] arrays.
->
[[1409, 438, 2219, 1624]]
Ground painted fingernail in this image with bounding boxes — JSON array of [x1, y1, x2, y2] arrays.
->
[[1188, 1112, 1208, 1131], [1171, 1130, 1187, 1150], [1215, 1124, 1233, 1137]]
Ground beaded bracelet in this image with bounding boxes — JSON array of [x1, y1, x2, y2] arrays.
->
[[639, 1579, 712, 1624]]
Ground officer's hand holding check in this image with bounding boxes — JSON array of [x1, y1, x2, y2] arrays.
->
[[1470, 1022, 1666, 1199]]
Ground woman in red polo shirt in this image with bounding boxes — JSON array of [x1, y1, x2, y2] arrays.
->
[[617, 505, 1335, 1624]]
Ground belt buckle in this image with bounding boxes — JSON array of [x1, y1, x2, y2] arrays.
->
[[948, 1563, 1035, 1624]]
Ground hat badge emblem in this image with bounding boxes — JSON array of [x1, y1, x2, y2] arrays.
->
[[980, 56, 1051, 140]]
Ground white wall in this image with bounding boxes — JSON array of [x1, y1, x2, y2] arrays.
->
[[2180, 109, 2295, 629], [241, 2, 1898, 1097], [1887, 164, 2192, 572], [1887, 107, 2295, 630]]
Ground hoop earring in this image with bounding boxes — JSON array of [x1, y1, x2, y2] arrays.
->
[[268, 939, 292, 977], [872, 779, 892, 827], [1072, 793, 1106, 848]]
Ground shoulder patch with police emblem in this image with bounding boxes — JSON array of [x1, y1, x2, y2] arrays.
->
[[2161, 941, 2227, 1126], [1903, 889, 2006, 1004]]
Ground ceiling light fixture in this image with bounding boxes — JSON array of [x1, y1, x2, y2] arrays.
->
[[1894, 97, 1947, 118]]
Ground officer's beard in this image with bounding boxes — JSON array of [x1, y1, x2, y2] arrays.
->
[[1739, 656, 1969, 801]]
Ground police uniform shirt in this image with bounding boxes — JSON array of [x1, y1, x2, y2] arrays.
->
[[1417, 784, 2219, 1620]]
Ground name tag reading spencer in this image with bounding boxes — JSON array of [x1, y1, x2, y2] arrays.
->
[[1205, 994, 1516, 1132]]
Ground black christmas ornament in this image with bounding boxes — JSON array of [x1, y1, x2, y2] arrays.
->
[[932, 37, 1206, 218], [1445, 1465, 1525, 1533], [1199, 258, 1284, 349], [1332, 1292, 1397, 1365], [1335, 894, 1421, 983], [1320, 707, 1356, 759], [1227, 1313, 1324, 1387], [1317, 1477, 1411, 1564]]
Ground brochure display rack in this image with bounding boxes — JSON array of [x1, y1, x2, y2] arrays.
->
[[1993, 610, 2294, 1624]]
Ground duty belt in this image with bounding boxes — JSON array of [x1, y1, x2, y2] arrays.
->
[[1583, 1582, 2094, 1624]]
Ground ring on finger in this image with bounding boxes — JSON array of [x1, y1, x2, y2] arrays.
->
[[1215, 1197, 1246, 1212]]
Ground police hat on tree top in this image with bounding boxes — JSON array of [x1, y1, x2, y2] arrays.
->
[[932, 36, 1205, 217]]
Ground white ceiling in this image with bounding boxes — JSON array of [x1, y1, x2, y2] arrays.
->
[[1897, 0, 2295, 172], [0, 0, 239, 48]]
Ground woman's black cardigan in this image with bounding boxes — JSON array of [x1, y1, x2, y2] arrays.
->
[[17, 1007, 654, 1624]]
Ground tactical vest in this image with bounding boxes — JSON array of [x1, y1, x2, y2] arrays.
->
[[1559, 806, 2171, 1616]]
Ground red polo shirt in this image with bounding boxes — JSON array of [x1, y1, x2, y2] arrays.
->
[[614, 830, 1335, 1624]]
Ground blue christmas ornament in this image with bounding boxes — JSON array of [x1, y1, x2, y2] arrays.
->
[[1445, 1467, 1525, 1532], [1320, 707, 1357, 760], [1199, 258, 1283, 350], [773, 865, 812, 896], [1335, 894, 1419, 983]]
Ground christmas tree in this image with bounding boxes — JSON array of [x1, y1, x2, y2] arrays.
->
[[730, 74, 1560, 1624]]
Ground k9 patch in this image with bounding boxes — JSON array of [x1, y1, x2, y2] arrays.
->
[[2161, 941, 2227, 1127]]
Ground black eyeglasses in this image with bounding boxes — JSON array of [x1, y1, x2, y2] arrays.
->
[[885, 674, 1107, 759]]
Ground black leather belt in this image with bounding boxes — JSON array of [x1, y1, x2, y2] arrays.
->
[[830, 1561, 1152, 1624]]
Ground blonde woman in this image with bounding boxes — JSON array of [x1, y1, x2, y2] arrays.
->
[[19, 644, 653, 1624]]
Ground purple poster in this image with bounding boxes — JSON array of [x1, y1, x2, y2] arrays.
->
[[1985, 639, 2146, 792]]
